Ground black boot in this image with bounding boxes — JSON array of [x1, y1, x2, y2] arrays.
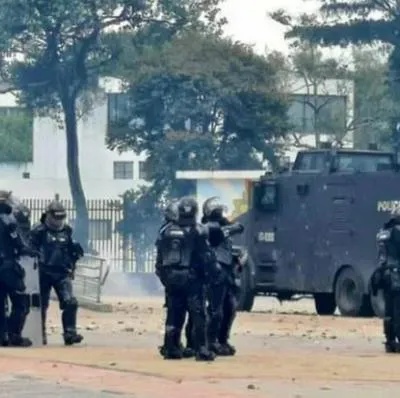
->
[[9, 334, 32, 347], [218, 342, 236, 356], [161, 327, 183, 360], [384, 317, 397, 353], [209, 341, 224, 355], [163, 347, 183, 359], [62, 299, 82, 345], [41, 309, 47, 345], [196, 346, 216, 361], [182, 346, 196, 358], [385, 340, 397, 353], [63, 331, 83, 346]]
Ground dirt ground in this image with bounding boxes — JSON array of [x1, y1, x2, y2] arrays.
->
[[1, 296, 400, 397]]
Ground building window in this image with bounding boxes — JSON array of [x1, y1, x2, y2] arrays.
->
[[108, 93, 133, 126], [138, 160, 150, 180], [113, 161, 133, 179], [288, 94, 347, 134]]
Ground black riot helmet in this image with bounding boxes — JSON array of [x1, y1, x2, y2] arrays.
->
[[45, 200, 67, 230], [202, 196, 227, 222], [164, 199, 179, 222], [0, 190, 12, 214], [178, 196, 198, 225], [13, 202, 31, 232]]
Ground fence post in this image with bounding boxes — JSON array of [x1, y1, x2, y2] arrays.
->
[[96, 258, 104, 303], [122, 196, 129, 272]]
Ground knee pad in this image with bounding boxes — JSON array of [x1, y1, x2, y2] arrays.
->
[[165, 324, 178, 336], [60, 297, 78, 311]]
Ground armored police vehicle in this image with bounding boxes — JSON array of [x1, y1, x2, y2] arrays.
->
[[236, 147, 400, 317]]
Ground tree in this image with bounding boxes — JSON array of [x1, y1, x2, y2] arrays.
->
[[270, 1, 400, 147], [117, 187, 163, 272], [271, 10, 396, 151], [0, 108, 32, 162], [107, 31, 290, 199], [280, 41, 352, 149], [0, 0, 225, 246], [350, 46, 395, 148]]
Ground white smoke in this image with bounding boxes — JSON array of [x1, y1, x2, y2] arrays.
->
[[102, 270, 163, 297]]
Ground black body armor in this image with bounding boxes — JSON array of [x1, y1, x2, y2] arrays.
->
[[374, 226, 400, 292], [158, 224, 193, 268], [0, 214, 24, 260], [205, 221, 244, 266], [377, 227, 400, 267]]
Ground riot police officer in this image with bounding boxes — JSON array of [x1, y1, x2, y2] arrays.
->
[[30, 201, 84, 345], [0, 190, 36, 347], [1, 198, 34, 346], [202, 196, 244, 356], [155, 196, 216, 361], [372, 209, 400, 352]]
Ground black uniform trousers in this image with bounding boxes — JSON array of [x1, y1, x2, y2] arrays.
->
[[383, 290, 400, 342], [0, 284, 29, 342], [39, 270, 78, 337], [163, 269, 207, 352], [207, 266, 238, 345]]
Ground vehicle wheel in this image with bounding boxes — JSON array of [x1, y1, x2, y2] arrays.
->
[[335, 267, 369, 317], [370, 289, 385, 318], [314, 293, 336, 315], [237, 258, 255, 312]]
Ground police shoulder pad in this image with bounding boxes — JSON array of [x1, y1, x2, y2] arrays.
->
[[377, 229, 391, 240], [165, 226, 185, 238]]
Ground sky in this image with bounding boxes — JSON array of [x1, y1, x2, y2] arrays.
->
[[220, 0, 320, 55]]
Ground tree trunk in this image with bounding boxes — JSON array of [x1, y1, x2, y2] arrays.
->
[[62, 96, 89, 248]]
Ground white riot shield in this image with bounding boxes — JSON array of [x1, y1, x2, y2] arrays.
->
[[20, 256, 43, 346]]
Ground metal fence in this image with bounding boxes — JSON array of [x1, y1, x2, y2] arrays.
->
[[73, 255, 109, 304], [21, 198, 156, 273]]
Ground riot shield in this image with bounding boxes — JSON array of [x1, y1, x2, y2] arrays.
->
[[20, 256, 43, 346]]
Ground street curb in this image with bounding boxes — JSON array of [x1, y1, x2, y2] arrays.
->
[[78, 299, 113, 312]]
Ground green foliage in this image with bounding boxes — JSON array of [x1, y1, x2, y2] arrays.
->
[[117, 186, 164, 269], [107, 31, 290, 199], [270, 2, 398, 47], [270, 2, 400, 149], [270, 2, 400, 98], [282, 41, 352, 146], [0, 108, 32, 162], [350, 47, 394, 148], [0, 0, 226, 245]]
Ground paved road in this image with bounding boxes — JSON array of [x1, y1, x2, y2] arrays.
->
[[2, 297, 399, 398], [0, 374, 126, 397]]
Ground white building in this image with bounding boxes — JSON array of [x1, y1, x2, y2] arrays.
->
[[0, 77, 149, 199], [0, 75, 354, 199], [282, 74, 354, 163]]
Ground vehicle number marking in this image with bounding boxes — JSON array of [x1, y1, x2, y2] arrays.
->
[[258, 232, 275, 242]]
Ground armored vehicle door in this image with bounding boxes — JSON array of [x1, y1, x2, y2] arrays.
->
[[312, 175, 356, 290], [250, 179, 280, 288], [272, 150, 330, 292]]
